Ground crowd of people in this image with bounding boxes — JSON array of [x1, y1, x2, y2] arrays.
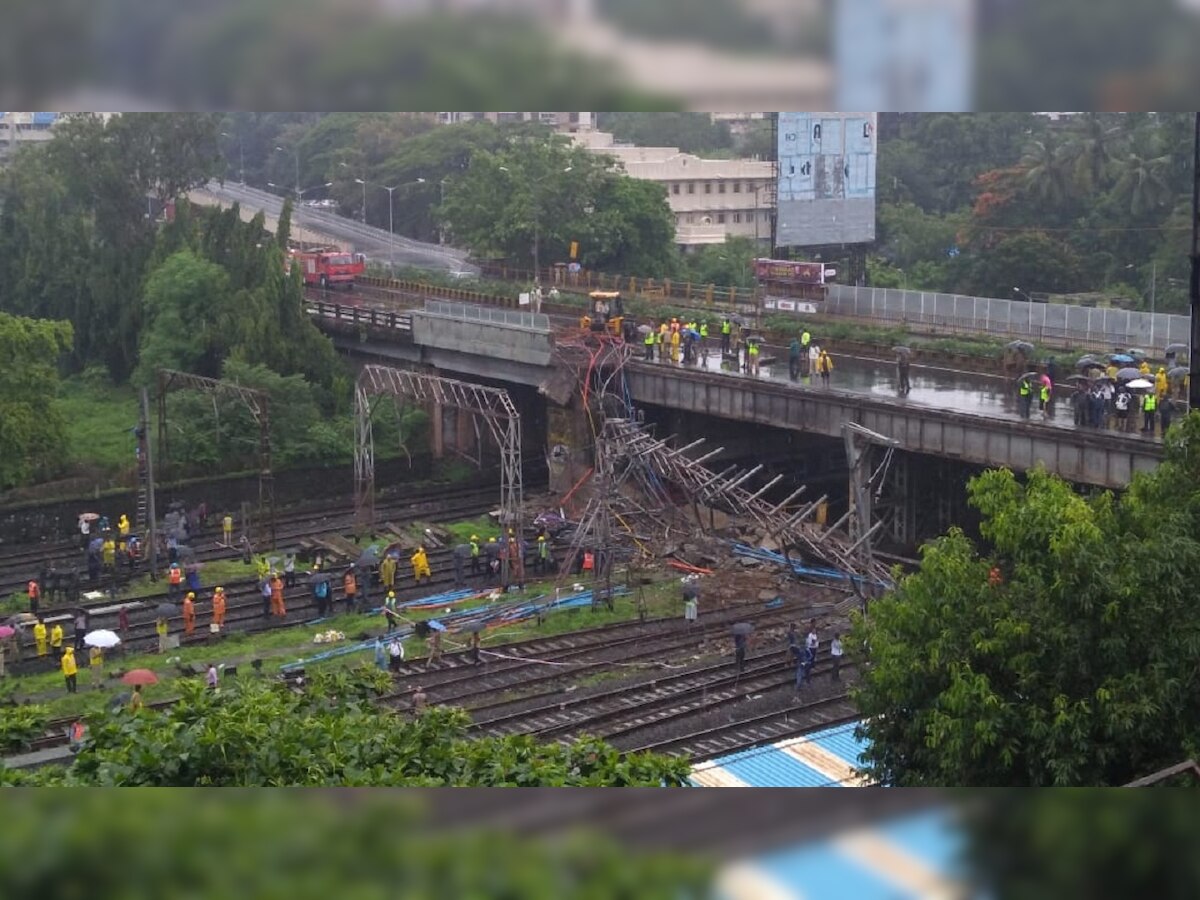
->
[[1019, 356, 1184, 436]]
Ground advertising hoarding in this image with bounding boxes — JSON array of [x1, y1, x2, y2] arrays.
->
[[776, 112, 877, 247]]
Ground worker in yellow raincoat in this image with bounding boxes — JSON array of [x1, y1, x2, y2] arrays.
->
[[411, 546, 432, 584]]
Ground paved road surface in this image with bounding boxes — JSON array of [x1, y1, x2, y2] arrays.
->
[[202, 181, 477, 275]]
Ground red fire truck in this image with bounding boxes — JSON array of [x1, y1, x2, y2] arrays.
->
[[287, 248, 366, 290]]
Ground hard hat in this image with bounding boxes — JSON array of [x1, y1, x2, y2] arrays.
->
[[388, 590, 395, 598], [215, 586, 223, 592], [470, 535, 478, 541], [537, 535, 546, 541], [187, 592, 195, 599]]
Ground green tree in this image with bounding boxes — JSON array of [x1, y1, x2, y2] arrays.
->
[[441, 134, 679, 275], [0, 313, 74, 488], [17, 668, 693, 787], [135, 249, 232, 384], [1019, 137, 1073, 206], [959, 231, 1084, 299], [681, 237, 759, 289], [852, 453, 1200, 787], [598, 113, 734, 155], [0, 791, 712, 897]]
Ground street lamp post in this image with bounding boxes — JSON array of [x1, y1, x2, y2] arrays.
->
[[361, 178, 425, 270], [1013, 287, 1034, 303], [274, 145, 300, 198], [269, 180, 333, 247], [220, 131, 245, 185], [499, 163, 572, 300]]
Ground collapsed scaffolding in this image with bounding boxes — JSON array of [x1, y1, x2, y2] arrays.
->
[[545, 330, 894, 604]]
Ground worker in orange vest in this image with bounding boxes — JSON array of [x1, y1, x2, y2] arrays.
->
[[167, 563, 183, 602], [343, 569, 358, 612], [270, 573, 286, 617], [26, 579, 40, 615], [211, 586, 227, 629], [182, 592, 196, 636]]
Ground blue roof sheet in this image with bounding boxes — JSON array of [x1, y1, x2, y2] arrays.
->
[[807, 719, 870, 769], [693, 719, 868, 788], [754, 838, 911, 900], [877, 810, 965, 880], [708, 744, 844, 788]]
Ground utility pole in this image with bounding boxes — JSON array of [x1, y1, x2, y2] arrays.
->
[[141, 388, 159, 581], [1190, 112, 1200, 411]]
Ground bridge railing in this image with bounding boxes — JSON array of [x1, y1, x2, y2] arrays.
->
[[421, 299, 549, 331], [306, 300, 412, 333]]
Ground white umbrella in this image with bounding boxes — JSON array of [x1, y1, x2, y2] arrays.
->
[[1126, 378, 1154, 390], [84, 629, 121, 649]]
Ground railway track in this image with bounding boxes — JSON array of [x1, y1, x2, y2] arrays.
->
[[620, 693, 859, 761], [5, 479, 549, 670], [0, 471, 537, 598]]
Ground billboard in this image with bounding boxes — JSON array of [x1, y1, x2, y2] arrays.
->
[[775, 112, 877, 247], [754, 258, 825, 285]]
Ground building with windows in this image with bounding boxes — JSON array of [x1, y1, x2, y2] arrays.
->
[[436, 112, 594, 133], [0, 112, 60, 159], [574, 130, 775, 249]]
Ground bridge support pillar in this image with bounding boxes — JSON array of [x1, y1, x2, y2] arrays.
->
[[430, 400, 445, 459]]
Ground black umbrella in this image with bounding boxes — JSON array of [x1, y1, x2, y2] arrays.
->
[[1066, 374, 1091, 384], [1006, 340, 1034, 353], [309, 571, 334, 584], [155, 603, 176, 618], [731, 622, 755, 636], [459, 621, 487, 634], [1115, 367, 1141, 381], [682, 583, 700, 601], [1165, 343, 1188, 356], [1168, 366, 1189, 381], [1016, 371, 1040, 383], [356, 547, 381, 568], [893, 346, 912, 356]]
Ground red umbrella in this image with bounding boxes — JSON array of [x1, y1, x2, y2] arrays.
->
[[0, 625, 15, 639], [121, 669, 159, 686]]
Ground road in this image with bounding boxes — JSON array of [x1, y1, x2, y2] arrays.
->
[[200, 181, 478, 275]]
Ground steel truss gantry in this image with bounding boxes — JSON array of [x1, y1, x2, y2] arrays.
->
[[354, 364, 523, 533], [156, 369, 274, 550]]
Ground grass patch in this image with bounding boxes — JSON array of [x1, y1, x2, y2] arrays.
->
[[3, 572, 689, 721], [54, 372, 140, 476], [440, 515, 499, 544]]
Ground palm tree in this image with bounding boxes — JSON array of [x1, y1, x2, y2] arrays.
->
[[1019, 137, 1071, 206], [1111, 151, 1174, 216], [1061, 113, 1125, 195]]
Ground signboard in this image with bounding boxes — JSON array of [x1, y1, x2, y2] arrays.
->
[[755, 258, 826, 284], [776, 112, 877, 247], [518, 292, 531, 307], [569, 241, 579, 260]]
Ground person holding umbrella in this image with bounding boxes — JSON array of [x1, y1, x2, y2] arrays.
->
[[1016, 373, 1034, 419]]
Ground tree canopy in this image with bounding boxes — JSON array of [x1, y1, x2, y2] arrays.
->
[[0, 791, 711, 898], [871, 112, 1195, 310], [6, 667, 692, 787], [440, 133, 679, 277], [0, 313, 74, 489], [852, 417, 1200, 786]]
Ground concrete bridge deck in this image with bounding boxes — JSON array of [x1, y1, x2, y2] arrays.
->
[[308, 299, 1165, 489]]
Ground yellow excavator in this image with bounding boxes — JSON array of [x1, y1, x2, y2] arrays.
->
[[588, 291, 625, 336]]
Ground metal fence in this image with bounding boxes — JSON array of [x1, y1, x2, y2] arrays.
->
[[824, 285, 1189, 351], [423, 299, 550, 331]]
